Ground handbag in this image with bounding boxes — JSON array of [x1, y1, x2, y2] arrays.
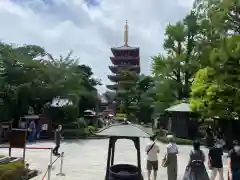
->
[[161, 154, 168, 168], [207, 159, 212, 169]]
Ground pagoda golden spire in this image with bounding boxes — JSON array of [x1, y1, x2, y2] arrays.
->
[[124, 20, 129, 46]]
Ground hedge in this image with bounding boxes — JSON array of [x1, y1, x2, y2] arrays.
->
[[0, 161, 28, 180], [155, 128, 205, 145], [157, 136, 194, 145], [62, 128, 106, 139], [116, 113, 126, 121], [62, 128, 89, 139]]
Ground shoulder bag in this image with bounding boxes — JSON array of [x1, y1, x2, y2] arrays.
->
[[147, 142, 155, 154], [161, 154, 168, 167]]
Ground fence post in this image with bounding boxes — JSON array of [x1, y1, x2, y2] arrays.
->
[[56, 152, 65, 176], [49, 148, 53, 169], [47, 165, 51, 180]]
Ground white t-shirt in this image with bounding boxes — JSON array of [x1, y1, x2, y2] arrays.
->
[[145, 141, 160, 161], [166, 143, 178, 154]]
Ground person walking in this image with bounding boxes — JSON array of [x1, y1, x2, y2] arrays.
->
[[145, 135, 160, 180], [166, 135, 178, 180], [53, 125, 62, 156], [208, 140, 224, 180], [206, 125, 214, 148], [28, 120, 36, 143], [227, 141, 240, 180], [183, 140, 209, 180]]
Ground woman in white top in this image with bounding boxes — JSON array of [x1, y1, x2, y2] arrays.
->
[[166, 134, 178, 180]]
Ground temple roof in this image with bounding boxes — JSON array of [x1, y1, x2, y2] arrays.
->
[[111, 45, 139, 51], [109, 65, 140, 74], [106, 84, 118, 90], [94, 122, 153, 137], [165, 103, 191, 112], [110, 57, 140, 66]]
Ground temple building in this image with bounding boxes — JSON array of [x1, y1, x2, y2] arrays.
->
[[106, 21, 140, 91]]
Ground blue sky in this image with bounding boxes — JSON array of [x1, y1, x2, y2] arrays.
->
[[1, 0, 194, 93]]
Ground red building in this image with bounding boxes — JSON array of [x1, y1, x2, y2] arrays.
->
[[107, 21, 140, 91]]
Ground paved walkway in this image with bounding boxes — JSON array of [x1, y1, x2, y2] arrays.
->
[[0, 139, 228, 180]]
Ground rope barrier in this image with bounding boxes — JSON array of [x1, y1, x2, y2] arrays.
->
[[0, 146, 65, 180], [0, 146, 52, 150], [56, 152, 65, 176], [41, 166, 49, 180], [26, 147, 52, 150], [0, 146, 57, 180], [42, 155, 61, 180]]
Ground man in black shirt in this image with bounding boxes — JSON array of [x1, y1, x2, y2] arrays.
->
[[53, 125, 62, 156], [208, 141, 224, 180]]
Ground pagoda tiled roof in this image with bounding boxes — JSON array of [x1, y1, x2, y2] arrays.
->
[[109, 65, 140, 74], [110, 56, 139, 59], [106, 84, 118, 90], [111, 45, 139, 51], [110, 57, 140, 66]]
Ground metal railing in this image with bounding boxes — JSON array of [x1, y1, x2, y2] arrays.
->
[[0, 146, 66, 180], [41, 150, 65, 180]]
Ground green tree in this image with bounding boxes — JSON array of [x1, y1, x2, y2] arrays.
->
[[117, 70, 138, 115], [152, 12, 199, 112], [190, 0, 240, 119], [190, 35, 240, 119], [133, 75, 155, 123], [116, 71, 155, 123], [0, 42, 99, 125]]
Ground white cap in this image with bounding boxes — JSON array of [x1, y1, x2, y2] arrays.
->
[[166, 134, 174, 140]]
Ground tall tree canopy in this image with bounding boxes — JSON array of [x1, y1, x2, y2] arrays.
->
[[0, 42, 99, 125], [190, 0, 240, 119], [151, 0, 240, 121], [152, 11, 199, 112]]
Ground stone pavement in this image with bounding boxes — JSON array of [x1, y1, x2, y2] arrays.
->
[[0, 139, 229, 180]]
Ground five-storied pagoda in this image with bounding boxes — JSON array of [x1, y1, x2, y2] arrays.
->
[[106, 21, 140, 91]]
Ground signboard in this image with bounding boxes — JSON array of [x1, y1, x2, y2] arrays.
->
[[41, 124, 48, 131], [10, 129, 26, 149]]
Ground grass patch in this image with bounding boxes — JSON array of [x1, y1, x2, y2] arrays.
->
[[0, 161, 28, 180]]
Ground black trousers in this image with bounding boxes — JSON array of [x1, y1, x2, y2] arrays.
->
[[53, 144, 60, 154]]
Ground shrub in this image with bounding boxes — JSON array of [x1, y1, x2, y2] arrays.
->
[[154, 128, 168, 136], [157, 136, 194, 145], [62, 128, 89, 139], [0, 161, 27, 180], [87, 126, 98, 132], [62, 118, 87, 129], [48, 106, 78, 125], [116, 113, 126, 121], [157, 135, 205, 145]]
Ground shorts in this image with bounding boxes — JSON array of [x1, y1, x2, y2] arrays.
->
[[147, 160, 158, 171]]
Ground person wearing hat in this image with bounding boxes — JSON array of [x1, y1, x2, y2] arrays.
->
[[165, 134, 178, 180], [228, 140, 240, 180]]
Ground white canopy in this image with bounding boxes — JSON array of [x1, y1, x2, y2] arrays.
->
[[165, 103, 191, 112]]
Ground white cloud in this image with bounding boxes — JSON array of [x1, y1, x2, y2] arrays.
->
[[0, 0, 194, 93]]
